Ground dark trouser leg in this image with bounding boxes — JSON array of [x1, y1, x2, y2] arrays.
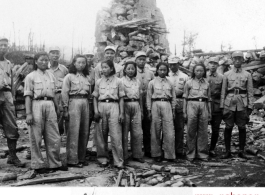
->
[[224, 128, 232, 152], [142, 105, 151, 156], [238, 128, 246, 151], [174, 111, 184, 155], [209, 114, 222, 151]]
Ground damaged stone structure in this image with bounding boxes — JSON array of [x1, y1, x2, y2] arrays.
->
[[94, 0, 170, 62]]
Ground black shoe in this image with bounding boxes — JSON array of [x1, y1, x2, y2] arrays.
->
[[7, 156, 26, 167], [132, 158, 145, 163], [67, 163, 83, 168], [176, 153, 186, 159], [114, 165, 125, 170], [53, 165, 68, 171], [209, 150, 217, 157], [199, 158, 209, 162], [154, 157, 162, 162], [221, 152, 232, 159], [166, 159, 178, 162], [99, 162, 109, 167], [35, 168, 48, 174], [81, 161, 89, 166], [186, 158, 194, 162], [238, 151, 250, 160]]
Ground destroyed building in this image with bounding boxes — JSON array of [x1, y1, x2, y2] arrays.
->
[[94, 0, 170, 62]]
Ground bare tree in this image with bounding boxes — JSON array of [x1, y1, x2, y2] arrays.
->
[[182, 30, 198, 56]]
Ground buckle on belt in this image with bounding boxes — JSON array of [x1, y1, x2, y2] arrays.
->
[[44, 97, 48, 100], [234, 89, 239, 95], [199, 98, 202, 102], [106, 99, 109, 103], [161, 99, 165, 102]]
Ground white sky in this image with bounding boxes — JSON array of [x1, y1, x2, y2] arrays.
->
[[1, 0, 265, 59]]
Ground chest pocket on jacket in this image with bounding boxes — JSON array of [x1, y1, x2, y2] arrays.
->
[[110, 85, 118, 95], [83, 81, 91, 92], [34, 80, 43, 96], [178, 80, 185, 90], [214, 80, 222, 90], [154, 86, 163, 95], [99, 86, 106, 95], [190, 84, 200, 96], [228, 79, 235, 87], [240, 77, 247, 87], [71, 80, 80, 91]]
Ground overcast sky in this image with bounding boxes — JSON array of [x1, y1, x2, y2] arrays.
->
[[1, 0, 265, 59]]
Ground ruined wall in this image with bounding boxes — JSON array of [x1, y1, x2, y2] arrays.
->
[[94, 0, 169, 61]]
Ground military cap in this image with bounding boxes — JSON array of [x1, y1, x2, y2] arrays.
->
[[104, 45, 116, 53], [135, 51, 147, 59], [49, 46, 60, 53], [149, 52, 160, 59], [0, 37, 8, 42], [208, 57, 219, 64], [168, 55, 180, 64], [83, 51, 94, 56], [232, 51, 244, 58]]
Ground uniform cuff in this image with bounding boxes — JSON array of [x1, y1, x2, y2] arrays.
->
[[24, 91, 33, 97]]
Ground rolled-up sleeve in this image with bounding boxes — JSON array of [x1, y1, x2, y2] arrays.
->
[[182, 80, 190, 99], [24, 74, 33, 97], [92, 79, 100, 98], [146, 81, 153, 110], [61, 74, 71, 107], [220, 75, 228, 108]]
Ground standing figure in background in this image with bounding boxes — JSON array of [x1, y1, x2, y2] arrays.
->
[[121, 61, 144, 164], [0, 37, 25, 167], [94, 46, 123, 81], [135, 51, 154, 158], [220, 51, 254, 160], [183, 63, 211, 162], [168, 56, 189, 159], [24, 52, 66, 173], [62, 55, 91, 168], [145, 53, 160, 74], [47, 47, 69, 136], [147, 62, 176, 162], [93, 60, 124, 169], [206, 57, 223, 157], [217, 58, 232, 75]]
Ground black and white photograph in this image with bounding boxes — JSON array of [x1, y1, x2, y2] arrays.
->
[[0, 0, 264, 194]]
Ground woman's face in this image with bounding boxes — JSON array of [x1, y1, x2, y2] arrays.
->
[[102, 63, 113, 77], [36, 55, 49, 71], [74, 57, 86, 72], [194, 65, 205, 79], [125, 64, 136, 78], [157, 65, 168, 78]]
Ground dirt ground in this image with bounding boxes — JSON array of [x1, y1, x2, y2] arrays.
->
[[0, 118, 265, 187]]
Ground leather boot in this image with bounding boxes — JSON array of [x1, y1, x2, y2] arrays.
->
[[238, 128, 249, 159], [221, 128, 232, 159], [7, 139, 26, 167]]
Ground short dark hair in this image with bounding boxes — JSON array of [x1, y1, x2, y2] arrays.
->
[[101, 60, 116, 76], [123, 61, 137, 77], [154, 62, 169, 77], [191, 64, 207, 78], [33, 52, 49, 70], [68, 54, 90, 76]]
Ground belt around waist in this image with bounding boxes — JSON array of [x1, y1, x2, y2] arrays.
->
[[99, 99, 118, 103], [187, 98, 208, 102], [227, 89, 247, 95], [69, 95, 88, 99], [124, 98, 139, 102], [176, 95, 184, 99], [152, 98, 171, 102], [55, 90, 62, 94], [34, 97, 53, 101], [2, 88, 11, 92]]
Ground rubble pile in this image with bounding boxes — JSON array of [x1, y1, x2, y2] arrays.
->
[[95, 0, 169, 62], [114, 165, 196, 187]]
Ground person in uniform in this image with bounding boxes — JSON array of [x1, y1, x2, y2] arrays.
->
[[84, 51, 96, 129], [24, 52, 67, 173], [92, 60, 124, 169], [147, 62, 176, 162], [145, 53, 160, 74], [47, 46, 69, 135], [0, 37, 25, 167], [94, 46, 123, 81], [167, 55, 189, 158], [121, 61, 144, 163], [220, 51, 254, 159], [62, 54, 91, 168], [206, 57, 223, 157], [217, 58, 232, 75], [183, 63, 211, 161], [135, 51, 154, 158]]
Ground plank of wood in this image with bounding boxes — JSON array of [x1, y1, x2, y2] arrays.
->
[[115, 170, 124, 187], [201, 162, 230, 167], [11, 174, 86, 187]]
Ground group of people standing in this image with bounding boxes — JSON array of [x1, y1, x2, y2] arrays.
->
[[0, 36, 254, 174]]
